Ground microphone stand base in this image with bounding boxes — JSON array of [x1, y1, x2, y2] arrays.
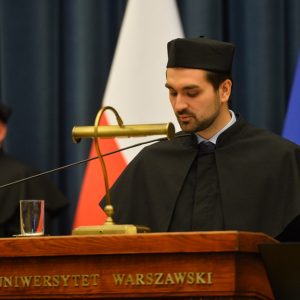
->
[[72, 224, 150, 235]]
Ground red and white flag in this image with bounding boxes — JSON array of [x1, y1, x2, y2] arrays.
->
[[74, 0, 183, 227]]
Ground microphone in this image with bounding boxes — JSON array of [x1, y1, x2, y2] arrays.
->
[[0, 136, 168, 189]]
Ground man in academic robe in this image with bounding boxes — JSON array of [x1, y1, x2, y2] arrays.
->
[[100, 37, 300, 241], [0, 103, 69, 237]]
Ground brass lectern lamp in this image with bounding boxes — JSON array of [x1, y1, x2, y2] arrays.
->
[[72, 106, 175, 235]]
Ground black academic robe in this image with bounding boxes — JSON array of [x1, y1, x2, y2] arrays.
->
[[0, 149, 69, 237], [102, 115, 300, 240]]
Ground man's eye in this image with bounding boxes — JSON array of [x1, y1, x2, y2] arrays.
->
[[169, 90, 177, 97], [187, 91, 198, 97]]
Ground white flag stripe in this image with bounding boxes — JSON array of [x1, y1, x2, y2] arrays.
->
[[102, 0, 183, 163]]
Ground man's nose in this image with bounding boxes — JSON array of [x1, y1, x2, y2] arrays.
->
[[174, 94, 188, 111]]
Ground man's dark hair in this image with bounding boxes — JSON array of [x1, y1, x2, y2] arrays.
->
[[205, 71, 232, 91]]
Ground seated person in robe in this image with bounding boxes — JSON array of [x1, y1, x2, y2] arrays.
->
[[0, 102, 69, 237]]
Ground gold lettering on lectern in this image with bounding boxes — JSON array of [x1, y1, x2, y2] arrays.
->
[[112, 272, 213, 286], [0, 274, 100, 288]]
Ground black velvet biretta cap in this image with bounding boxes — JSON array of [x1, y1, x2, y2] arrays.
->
[[0, 103, 12, 123], [167, 37, 235, 73]]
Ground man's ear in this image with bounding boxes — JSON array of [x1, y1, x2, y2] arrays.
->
[[219, 79, 232, 103], [0, 122, 8, 145]]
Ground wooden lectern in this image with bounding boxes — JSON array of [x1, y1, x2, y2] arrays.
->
[[0, 231, 276, 299]]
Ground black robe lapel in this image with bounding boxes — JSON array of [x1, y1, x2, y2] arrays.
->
[[151, 144, 198, 231], [109, 134, 199, 232]]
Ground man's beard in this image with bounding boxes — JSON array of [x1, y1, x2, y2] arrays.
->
[[176, 96, 221, 133]]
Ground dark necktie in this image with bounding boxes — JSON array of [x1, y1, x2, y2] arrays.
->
[[198, 141, 216, 154]]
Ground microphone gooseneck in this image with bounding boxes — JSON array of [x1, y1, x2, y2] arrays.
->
[[0, 136, 168, 189], [0, 133, 191, 190]]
